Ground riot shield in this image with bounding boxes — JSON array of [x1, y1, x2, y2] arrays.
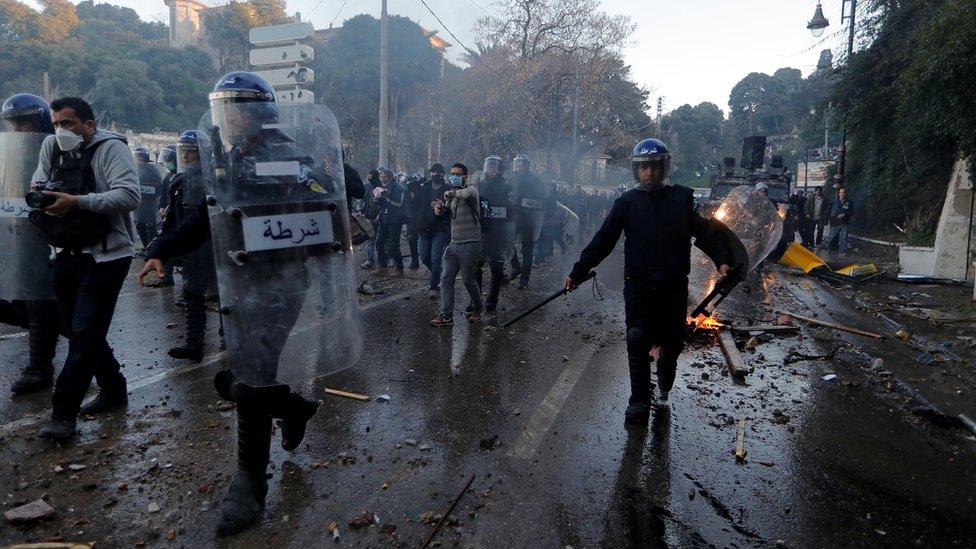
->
[[178, 165, 218, 297], [514, 173, 546, 242], [689, 185, 783, 308], [198, 102, 362, 387], [0, 131, 54, 300]]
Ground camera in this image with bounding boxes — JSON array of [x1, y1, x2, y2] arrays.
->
[[25, 182, 66, 209]]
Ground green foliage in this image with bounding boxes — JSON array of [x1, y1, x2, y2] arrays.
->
[[0, 0, 217, 132], [831, 0, 975, 233], [202, 0, 288, 72]]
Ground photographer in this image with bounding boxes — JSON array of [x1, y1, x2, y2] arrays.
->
[[374, 167, 408, 276], [30, 97, 140, 440], [415, 163, 452, 298]]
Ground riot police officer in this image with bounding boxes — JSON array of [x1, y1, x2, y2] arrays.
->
[[478, 155, 516, 315], [138, 72, 361, 535], [154, 144, 178, 286], [133, 147, 164, 252], [508, 154, 548, 289], [564, 139, 732, 425], [0, 93, 63, 395], [149, 131, 216, 362]]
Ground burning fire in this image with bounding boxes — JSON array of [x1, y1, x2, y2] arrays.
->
[[688, 314, 724, 331], [714, 205, 728, 222]]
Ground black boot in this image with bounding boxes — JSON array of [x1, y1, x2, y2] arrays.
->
[[79, 375, 127, 415], [625, 327, 652, 426], [216, 408, 272, 536], [12, 301, 60, 395], [275, 393, 319, 452], [170, 291, 207, 362], [38, 416, 77, 440], [168, 345, 204, 362]]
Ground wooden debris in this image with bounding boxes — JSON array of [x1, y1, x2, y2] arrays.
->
[[324, 388, 371, 402], [895, 329, 910, 341], [784, 312, 884, 339], [420, 474, 476, 549], [735, 419, 747, 461], [717, 329, 747, 378], [730, 325, 799, 334]]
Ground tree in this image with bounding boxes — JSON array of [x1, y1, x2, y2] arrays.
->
[[202, 0, 288, 72], [91, 59, 164, 130]]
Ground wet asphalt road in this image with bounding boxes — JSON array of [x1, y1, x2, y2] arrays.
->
[[0, 240, 975, 548]]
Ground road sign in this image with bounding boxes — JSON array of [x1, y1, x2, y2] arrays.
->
[[276, 89, 315, 104], [250, 45, 314, 67], [249, 22, 315, 46], [254, 67, 314, 87]]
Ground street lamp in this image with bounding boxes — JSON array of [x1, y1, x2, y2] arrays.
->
[[806, 0, 857, 187], [807, 2, 829, 37]]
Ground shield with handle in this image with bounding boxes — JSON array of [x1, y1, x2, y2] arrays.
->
[[0, 130, 54, 300], [198, 102, 362, 387]]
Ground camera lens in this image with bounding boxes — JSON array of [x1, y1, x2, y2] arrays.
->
[[25, 190, 46, 209]]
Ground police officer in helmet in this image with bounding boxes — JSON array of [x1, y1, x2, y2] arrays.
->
[[565, 138, 732, 425], [139, 72, 358, 535], [0, 94, 63, 395]]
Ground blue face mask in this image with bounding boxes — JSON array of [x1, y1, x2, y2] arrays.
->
[[449, 175, 463, 188]]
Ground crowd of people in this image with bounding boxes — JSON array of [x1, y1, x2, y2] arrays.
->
[[785, 184, 855, 254], [351, 158, 616, 323]]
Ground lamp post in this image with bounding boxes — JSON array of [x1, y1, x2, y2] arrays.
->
[[807, 0, 856, 187]]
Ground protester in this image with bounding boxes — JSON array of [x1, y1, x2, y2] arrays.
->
[[806, 186, 830, 247], [415, 163, 452, 298], [374, 167, 408, 276], [825, 186, 854, 254], [431, 163, 483, 326], [360, 169, 381, 269]]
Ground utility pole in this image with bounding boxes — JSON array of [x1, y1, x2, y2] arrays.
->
[[837, 0, 857, 184], [378, 0, 390, 168], [42, 72, 50, 102]]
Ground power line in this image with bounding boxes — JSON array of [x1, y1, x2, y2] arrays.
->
[[330, 0, 350, 26], [467, 0, 491, 16], [307, 0, 328, 18]]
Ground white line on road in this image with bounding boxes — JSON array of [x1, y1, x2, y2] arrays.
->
[[507, 343, 602, 461], [0, 332, 28, 341]]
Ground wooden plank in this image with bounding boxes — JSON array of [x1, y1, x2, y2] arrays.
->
[[324, 388, 370, 402], [735, 419, 747, 461], [785, 312, 884, 339], [730, 325, 799, 334], [717, 329, 747, 378]]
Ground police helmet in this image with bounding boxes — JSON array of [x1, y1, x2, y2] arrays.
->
[[133, 147, 151, 163], [484, 155, 504, 175], [630, 138, 671, 184], [1, 93, 54, 134], [158, 145, 177, 174], [208, 72, 278, 148], [513, 154, 530, 173]]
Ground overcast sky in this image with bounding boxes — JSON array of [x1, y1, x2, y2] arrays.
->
[[30, 0, 849, 115]]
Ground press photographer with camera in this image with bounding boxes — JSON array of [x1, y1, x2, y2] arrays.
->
[[29, 97, 140, 440]]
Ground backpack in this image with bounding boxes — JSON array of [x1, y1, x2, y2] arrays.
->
[[28, 140, 113, 250]]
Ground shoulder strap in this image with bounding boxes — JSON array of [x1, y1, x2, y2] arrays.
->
[[80, 139, 109, 194]]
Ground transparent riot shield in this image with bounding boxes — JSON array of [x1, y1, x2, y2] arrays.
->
[[0, 131, 54, 300], [689, 185, 783, 308], [198, 102, 362, 386], [514, 173, 546, 242]]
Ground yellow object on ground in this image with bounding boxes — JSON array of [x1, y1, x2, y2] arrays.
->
[[778, 242, 827, 273], [835, 263, 879, 277]]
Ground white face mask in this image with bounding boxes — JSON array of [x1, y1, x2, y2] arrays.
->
[[55, 127, 83, 152]]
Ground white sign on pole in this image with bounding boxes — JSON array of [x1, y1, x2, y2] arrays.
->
[[250, 45, 314, 67], [249, 22, 314, 46], [253, 67, 314, 87], [275, 89, 315, 104]]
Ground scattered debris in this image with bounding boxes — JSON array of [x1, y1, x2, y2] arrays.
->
[[772, 410, 791, 425], [420, 474, 476, 549], [784, 347, 838, 365], [147, 502, 161, 513], [404, 438, 418, 447], [784, 312, 884, 339], [357, 281, 384, 295], [895, 330, 910, 342], [822, 374, 838, 381], [348, 511, 375, 529], [328, 521, 340, 543], [717, 330, 747, 379], [744, 336, 759, 350], [375, 394, 391, 402], [735, 419, 747, 461], [479, 435, 500, 451], [914, 352, 935, 366], [380, 523, 397, 535], [4, 499, 55, 523], [731, 325, 798, 335], [324, 388, 371, 402]]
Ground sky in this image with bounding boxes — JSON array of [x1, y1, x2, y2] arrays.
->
[[29, 0, 851, 115]]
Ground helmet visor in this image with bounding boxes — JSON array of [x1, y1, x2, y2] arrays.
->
[[484, 157, 503, 175], [208, 101, 279, 151]]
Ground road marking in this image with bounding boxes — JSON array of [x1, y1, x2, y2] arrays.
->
[[507, 343, 603, 461], [0, 332, 28, 341], [0, 286, 423, 434]]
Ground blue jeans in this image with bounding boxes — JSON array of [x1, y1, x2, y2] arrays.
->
[[364, 220, 379, 264], [828, 224, 849, 252], [419, 231, 450, 290], [376, 222, 404, 268]]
